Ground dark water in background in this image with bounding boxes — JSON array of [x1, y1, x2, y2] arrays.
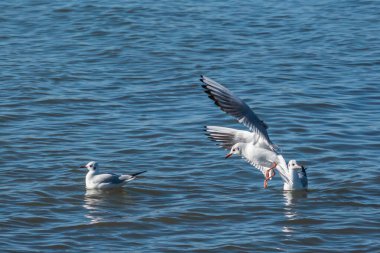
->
[[1, 0, 380, 252]]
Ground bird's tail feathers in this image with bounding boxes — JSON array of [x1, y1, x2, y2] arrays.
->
[[131, 171, 147, 177], [120, 171, 147, 182]]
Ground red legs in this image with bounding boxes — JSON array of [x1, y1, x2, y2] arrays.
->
[[266, 165, 276, 180], [264, 162, 277, 189]]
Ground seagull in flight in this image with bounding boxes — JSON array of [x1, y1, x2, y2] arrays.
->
[[80, 161, 146, 189], [201, 76, 308, 190]]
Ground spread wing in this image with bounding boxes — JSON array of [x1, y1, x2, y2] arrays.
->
[[205, 126, 254, 150], [205, 125, 276, 178], [201, 75, 277, 151]]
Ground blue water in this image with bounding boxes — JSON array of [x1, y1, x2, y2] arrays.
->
[[1, 1, 380, 252]]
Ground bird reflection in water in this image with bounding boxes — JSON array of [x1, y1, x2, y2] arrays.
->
[[282, 190, 308, 236], [83, 188, 127, 224], [283, 190, 308, 207]]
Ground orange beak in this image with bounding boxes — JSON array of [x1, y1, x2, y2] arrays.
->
[[225, 153, 233, 159]]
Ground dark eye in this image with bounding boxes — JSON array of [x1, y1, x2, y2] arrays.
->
[[233, 149, 235, 152]]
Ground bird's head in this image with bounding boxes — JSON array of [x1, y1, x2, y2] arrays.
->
[[225, 143, 243, 159], [288, 160, 302, 170], [80, 161, 98, 171]]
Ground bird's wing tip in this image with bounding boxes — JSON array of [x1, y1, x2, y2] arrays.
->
[[131, 171, 147, 177]]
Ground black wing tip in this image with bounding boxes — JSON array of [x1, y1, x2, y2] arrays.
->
[[203, 90, 212, 96], [131, 171, 147, 177], [214, 100, 221, 107], [200, 75, 216, 88], [200, 75, 206, 83], [200, 77, 222, 106], [260, 120, 269, 129], [202, 88, 221, 107]]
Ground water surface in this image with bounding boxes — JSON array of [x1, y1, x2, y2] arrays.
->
[[1, 1, 380, 252]]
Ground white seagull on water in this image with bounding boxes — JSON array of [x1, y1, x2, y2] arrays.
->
[[201, 76, 308, 191], [80, 161, 146, 189]]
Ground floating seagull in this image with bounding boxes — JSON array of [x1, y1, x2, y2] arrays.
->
[[80, 161, 146, 189], [201, 75, 308, 190]]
